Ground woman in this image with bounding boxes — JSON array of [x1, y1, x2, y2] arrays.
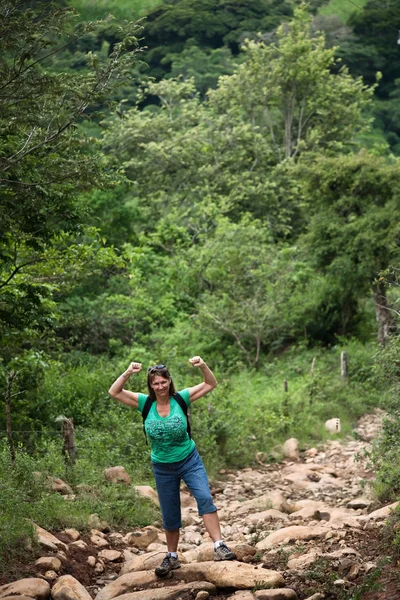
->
[[108, 356, 236, 577]]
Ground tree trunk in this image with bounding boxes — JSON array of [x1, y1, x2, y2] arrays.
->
[[5, 370, 16, 464], [374, 282, 396, 344]]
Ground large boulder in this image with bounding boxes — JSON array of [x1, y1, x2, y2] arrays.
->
[[120, 551, 187, 576], [96, 563, 284, 600], [256, 525, 329, 550], [95, 582, 216, 600], [0, 579, 50, 600], [51, 576, 92, 600], [282, 438, 300, 461], [32, 524, 68, 552]]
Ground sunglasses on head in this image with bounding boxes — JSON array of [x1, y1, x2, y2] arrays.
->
[[148, 364, 168, 372]]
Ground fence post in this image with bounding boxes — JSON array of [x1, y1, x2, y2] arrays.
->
[[59, 417, 76, 465], [5, 370, 16, 464], [283, 379, 288, 392], [310, 357, 316, 377], [341, 351, 347, 382]]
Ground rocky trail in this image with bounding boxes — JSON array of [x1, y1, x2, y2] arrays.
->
[[2, 408, 399, 600]]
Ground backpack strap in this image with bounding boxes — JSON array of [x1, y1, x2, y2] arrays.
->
[[142, 395, 153, 444], [173, 392, 191, 440], [141, 392, 191, 443]]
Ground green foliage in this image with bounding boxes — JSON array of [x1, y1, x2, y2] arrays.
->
[[0, 0, 141, 406], [319, 0, 369, 22], [140, 0, 296, 80]]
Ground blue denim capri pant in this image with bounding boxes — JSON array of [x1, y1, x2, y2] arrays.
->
[[152, 447, 217, 530]]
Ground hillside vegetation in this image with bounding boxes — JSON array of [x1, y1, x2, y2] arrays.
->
[[1, 0, 400, 582]]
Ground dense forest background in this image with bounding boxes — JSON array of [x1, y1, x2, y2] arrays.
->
[[1, 0, 400, 577]]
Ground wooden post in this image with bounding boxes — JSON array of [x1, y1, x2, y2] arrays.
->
[[61, 417, 76, 465], [310, 357, 316, 377], [4, 370, 16, 464], [283, 379, 288, 392], [341, 351, 347, 382]]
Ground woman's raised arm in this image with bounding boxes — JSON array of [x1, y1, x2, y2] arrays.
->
[[187, 356, 218, 403], [108, 362, 143, 408]]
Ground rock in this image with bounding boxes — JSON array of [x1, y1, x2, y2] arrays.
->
[[98, 549, 122, 562], [87, 556, 96, 567], [120, 551, 187, 575], [346, 498, 373, 510], [0, 579, 50, 600], [63, 528, 80, 541], [254, 590, 298, 599], [362, 502, 398, 520], [195, 592, 210, 600], [248, 510, 289, 525], [49, 478, 73, 495], [182, 542, 255, 564], [134, 485, 160, 505], [98, 582, 216, 600], [32, 524, 68, 552], [34, 557, 62, 572], [174, 563, 284, 590], [283, 438, 300, 461], [104, 466, 131, 485], [256, 526, 329, 550], [124, 527, 159, 549], [287, 551, 319, 571], [303, 595, 325, 600], [90, 534, 109, 548], [97, 564, 283, 600], [69, 540, 88, 550], [51, 576, 92, 600], [325, 418, 341, 434]]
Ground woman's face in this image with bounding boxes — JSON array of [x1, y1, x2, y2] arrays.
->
[[150, 375, 170, 397]]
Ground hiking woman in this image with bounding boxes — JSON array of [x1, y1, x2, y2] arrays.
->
[[108, 356, 236, 577]]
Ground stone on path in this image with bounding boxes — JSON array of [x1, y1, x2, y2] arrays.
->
[[0, 579, 50, 600], [51, 576, 92, 600], [120, 550, 187, 575], [103, 581, 216, 600], [34, 557, 62, 572], [256, 525, 329, 550], [282, 438, 300, 462], [97, 563, 283, 600], [253, 590, 298, 599], [173, 562, 284, 590]]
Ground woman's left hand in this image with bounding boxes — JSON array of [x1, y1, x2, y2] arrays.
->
[[189, 356, 205, 367]]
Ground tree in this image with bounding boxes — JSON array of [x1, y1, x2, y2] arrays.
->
[[0, 0, 140, 428], [209, 3, 374, 162], [299, 152, 400, 343]]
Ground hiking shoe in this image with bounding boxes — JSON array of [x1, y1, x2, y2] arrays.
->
[[214, 543, 237, 561], [155, 553, 181, 577]]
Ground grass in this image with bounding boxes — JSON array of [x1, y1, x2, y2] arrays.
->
[[0, 445, 159, 578], [318, 0, 369, 23]]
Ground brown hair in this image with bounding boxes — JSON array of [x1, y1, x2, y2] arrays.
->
[[147, 366, 176, 401]]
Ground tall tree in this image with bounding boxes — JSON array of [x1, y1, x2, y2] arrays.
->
[[0, 0, 140, 424], [300, 152, 400, 343]]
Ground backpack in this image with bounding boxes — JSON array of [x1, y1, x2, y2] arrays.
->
[[141, 392, 191, 443]]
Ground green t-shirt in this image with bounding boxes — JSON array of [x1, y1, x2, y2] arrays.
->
[[137, 388, 195, 463]]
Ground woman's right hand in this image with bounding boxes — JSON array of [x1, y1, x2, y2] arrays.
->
[[124, 362, 142, 376]]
